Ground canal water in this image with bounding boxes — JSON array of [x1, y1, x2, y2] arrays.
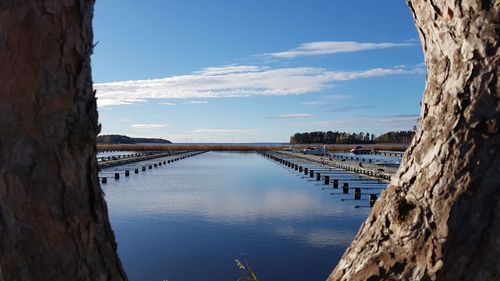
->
[[101, 152, 372, 281]]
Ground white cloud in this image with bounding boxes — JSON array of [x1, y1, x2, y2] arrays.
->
[[131, 124, 169, 130], [94, 65, 424, 107], [188, 100, 209, 104], [302, 94, 352, 106], [162, 134, 208, 143], [192, 128, 257, 134], [195, 65, 266, 75], [161, 102, 176, 106], [296, 115, 419, 130], [269, 113, 311, 119], [265, 41, 414, 58], [98, 97, 148, 107]]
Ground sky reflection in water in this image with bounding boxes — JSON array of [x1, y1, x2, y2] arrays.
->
[[102, 152, 373, 281]]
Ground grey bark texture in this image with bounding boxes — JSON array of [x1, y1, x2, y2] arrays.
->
[[328, 1, 499, 280], [0, 1, 127, 280]]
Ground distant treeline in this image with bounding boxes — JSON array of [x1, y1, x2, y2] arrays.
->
[[289, 130, 415, 144], [290, 131, 375, 144], [375, 131, 415, 144], [97, 134, 172, 144]]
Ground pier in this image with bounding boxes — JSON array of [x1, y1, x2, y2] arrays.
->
[[259, 151, 391, 208], [277, 151, 395, 181], [98, 151, 206, 182], [97, 144, 404, 182], [98, 151, 193, 169]]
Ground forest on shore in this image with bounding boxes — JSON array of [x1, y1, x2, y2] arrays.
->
[[289, 130, 415, 144], [97, 134, 172, 144]]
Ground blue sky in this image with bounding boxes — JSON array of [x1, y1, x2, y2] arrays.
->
[[92, 0, 425, 143]]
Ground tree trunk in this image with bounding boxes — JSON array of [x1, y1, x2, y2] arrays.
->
[[1, 1, 498, 280], [328, 1, 499, 280], [0, 1, 127, 280]]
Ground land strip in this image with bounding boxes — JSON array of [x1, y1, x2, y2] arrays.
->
[[97, 143, 409, 152]]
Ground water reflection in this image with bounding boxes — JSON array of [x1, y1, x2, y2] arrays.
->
[[273, 226, 357, 248], [102, 152, 372, 281]]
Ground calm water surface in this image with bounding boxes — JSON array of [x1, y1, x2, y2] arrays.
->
[[102, 152, 371, 281]]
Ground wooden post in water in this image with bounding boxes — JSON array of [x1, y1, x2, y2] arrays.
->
[[369, 194, 377, 207], [354, 188, 361, 200], [342, 182, 349, 194]]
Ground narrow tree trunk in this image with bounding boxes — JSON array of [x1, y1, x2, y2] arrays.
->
[[328, 1, 499, 280], [0, 1, 127, 280]]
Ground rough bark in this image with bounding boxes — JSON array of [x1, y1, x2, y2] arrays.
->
[[0, 1, 127, 280], [328, 1, 499, 280]]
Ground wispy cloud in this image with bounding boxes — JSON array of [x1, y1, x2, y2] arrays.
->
[[188, 100, 209, 104], [302, 95, 352, 107], [268, 113, 311, 119], [195, 65, 265, 75], [301, 101, 325, 106], [131, 124, 169, 130], [265, 41, 414, 58], [296, 115, 419, 130], [163, 133, 208, 142], [95, 65, 424, 107], [329, 105, 373, 113], [192, 128, 257, 134], [161, 102, 176, 106]]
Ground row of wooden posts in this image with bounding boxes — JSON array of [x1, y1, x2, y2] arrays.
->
[[99, 151, 205, 184], [261, 152, 384, 208], [331, 154, 375, 163], [97, 152, 153, 162], [372, 151, 404, 157], [332, 162, 392, 180], [296, 153, 393, 181]]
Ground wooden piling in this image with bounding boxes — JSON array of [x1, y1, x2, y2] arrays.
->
[[370, 194, 377, 207], [354, 188, 361, 200]]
